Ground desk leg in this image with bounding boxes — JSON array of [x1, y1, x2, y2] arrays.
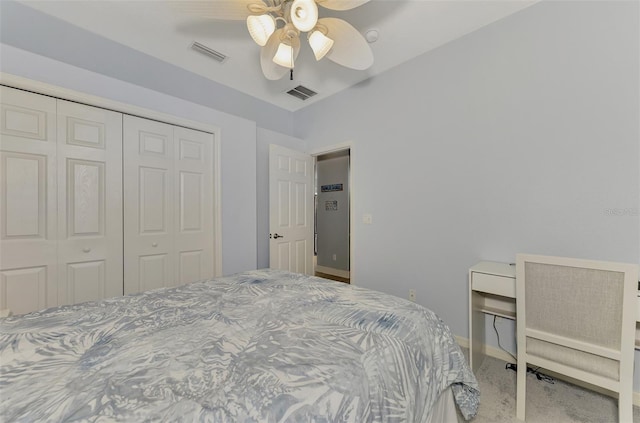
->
[[470, 291, 486, 373]]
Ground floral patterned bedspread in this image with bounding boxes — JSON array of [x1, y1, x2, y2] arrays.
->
[[0, 269, 479, 422]]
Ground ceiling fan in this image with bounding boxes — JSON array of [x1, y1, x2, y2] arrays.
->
[[175, 0, 374, 80]]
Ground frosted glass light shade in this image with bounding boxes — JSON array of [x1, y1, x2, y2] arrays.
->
[[290, 0, 318, 32], [273, 42, 294, 68], [308, 30, 334, 60], [247, 14, 275, 46]]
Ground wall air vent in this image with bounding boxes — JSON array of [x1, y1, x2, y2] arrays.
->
[[191, 41, 227, 63], [286, 85, 317, 101]]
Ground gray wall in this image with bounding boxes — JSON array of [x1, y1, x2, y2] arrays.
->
[[294, 0, 640, 386], [316, 154, 350, 271]]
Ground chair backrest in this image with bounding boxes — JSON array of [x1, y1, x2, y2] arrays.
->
[[516, 254, 638, 385]]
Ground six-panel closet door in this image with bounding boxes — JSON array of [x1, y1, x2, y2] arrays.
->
[[0, 87, 124, 314], [56, 100, 123, 305], [1, 86, 216, 313], [123, 115, 214, 295], [0, 87, 58, 314]]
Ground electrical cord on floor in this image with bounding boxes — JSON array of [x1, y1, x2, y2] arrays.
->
[[492, 315, 553, 383], [493, 315, 517, 363], [535, 371, 555, 384], [505, 362, 555, 384], [495, 314, 555, 385]]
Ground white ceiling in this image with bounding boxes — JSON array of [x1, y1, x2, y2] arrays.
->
[[21, 0, 538, 111]]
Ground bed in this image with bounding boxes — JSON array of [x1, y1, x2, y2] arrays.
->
[[0, 269, 479, 422]]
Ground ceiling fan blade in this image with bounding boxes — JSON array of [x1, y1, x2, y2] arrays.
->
[[315, 0, 370, 11], [169, 0, 255, 21], [260, 29, 301, 80], [320, 18, 373, 70]]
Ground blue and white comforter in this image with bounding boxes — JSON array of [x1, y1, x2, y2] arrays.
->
[[0, 269, 479, 422]]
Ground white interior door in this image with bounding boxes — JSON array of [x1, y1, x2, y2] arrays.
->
[[0, 87, 58, 314], [57, 99, 123, 305], [124, 115, 174, 294], [269, 144, 314, 275]]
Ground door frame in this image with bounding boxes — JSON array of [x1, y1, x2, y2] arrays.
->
[[0, 73, 223, 278], [309, 141, 354, 283]]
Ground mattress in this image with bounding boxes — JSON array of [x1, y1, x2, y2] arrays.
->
[[0, 269, 479, 421]]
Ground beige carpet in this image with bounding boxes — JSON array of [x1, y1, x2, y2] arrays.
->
[[471, 354, 640, 423]]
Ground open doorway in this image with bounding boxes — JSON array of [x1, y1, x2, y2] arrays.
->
[[314, 149, 350, 283]]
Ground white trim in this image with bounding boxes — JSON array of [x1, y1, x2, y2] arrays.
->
[[211, 132, 223, 277], [1, 72, 223, 277], [455, 335, 640, 407], [455, 335, 468, 348], [0, 73, 220, 134], [309, 141, 352, 156], [310, 141, 354, 284], [315, 265, 350, 279]]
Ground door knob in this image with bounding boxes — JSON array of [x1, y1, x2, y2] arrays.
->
[[152, 243, 158, 247], [82, 247, 91, 253], [273, 233, 284, 239]]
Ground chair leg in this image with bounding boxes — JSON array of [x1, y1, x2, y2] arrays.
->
[[516, 362, 526, 421], [618, 388, 632, 423]]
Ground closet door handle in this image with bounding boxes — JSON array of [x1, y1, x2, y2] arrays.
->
[[82, 247, 91, 253], [273, 233, 284, 239], [152, 243, 158, 248]]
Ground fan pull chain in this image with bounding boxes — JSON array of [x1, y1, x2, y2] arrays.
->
[[290, 46, 294, 80]]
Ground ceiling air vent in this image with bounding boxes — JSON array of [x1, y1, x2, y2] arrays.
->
[[191, 41, 227, 63], [286, 85, 317, 101]]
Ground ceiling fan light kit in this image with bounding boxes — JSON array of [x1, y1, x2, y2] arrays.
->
[[247, 14, 276, 46], [308, 29, 334, 61], [273, 41, 295, 68], [241, 0, 373, 80], [290, 0, 318, 32]]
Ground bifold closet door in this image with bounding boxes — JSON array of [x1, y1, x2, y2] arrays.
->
[[56, 100, 123, 305], [0, 87, 58, 314], [124, 116, 174, 294], [173, 126, 214, 285], [123, 115, 214, 295]]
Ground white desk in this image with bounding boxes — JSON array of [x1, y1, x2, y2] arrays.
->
[[468, 261, 640, 373]]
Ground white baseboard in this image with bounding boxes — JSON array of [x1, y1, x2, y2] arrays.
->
[[454, 335, 640, 407], [315, 265, 350, 279]]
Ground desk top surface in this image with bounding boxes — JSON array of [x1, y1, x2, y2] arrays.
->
[[471, 261, 640, 297], [470, 261, 516, 278]]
